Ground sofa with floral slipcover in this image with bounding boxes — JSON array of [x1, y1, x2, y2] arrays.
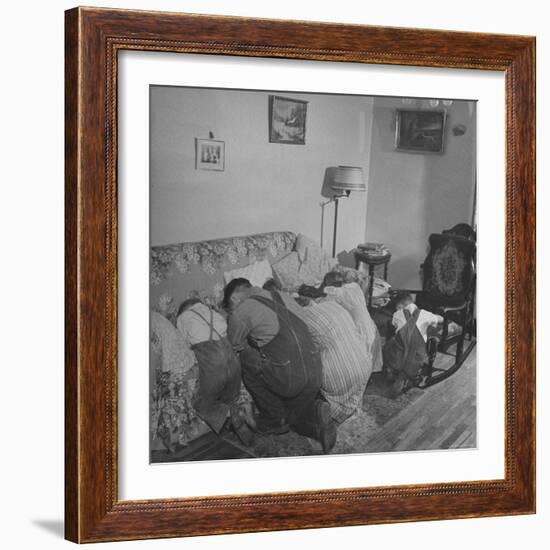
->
[[150, 230, 370, 452]]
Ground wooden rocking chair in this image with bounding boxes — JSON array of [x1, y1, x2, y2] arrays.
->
[[392, 224, 476, 388]]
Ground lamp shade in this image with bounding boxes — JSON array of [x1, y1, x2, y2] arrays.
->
[[330, 166, 367, 192]]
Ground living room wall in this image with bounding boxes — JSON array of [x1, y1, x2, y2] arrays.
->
[[365, 97, 476, 289], [150, 86, 374, 260]]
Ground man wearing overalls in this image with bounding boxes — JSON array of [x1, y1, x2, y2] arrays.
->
[[223, 278, 337, 453]]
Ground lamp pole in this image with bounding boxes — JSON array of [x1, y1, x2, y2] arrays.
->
[[332, 195, 340, 258], [324, 166, 365, 257], [332, 190, 351, 258]]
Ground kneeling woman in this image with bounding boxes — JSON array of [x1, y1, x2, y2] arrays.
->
[[295, 299, 371, 424], [177, 298, 253, 444]]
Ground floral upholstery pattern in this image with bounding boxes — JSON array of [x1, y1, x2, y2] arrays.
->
[[151, 311, 196, 374], [151, 361, 203, 449], [151, 231, 297, 321], [151, 231, 296, 286], [422, 233, 476, 307], [430, 241, 467, 295]]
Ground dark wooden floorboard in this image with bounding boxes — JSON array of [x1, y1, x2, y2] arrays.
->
[[363, 346, 476, 453]]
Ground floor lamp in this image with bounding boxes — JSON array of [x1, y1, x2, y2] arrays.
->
[[327, 166, 367, 257]]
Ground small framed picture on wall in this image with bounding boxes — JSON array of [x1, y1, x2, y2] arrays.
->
[[269, 95, 308, 144], [195, 138, 225, 171]]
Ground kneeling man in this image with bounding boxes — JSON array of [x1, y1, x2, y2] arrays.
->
[[223, 278, 336, 453]]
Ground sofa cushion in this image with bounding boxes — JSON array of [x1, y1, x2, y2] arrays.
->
[[272, 251, 302, 290], [224, 258, 273, 288], [151, 310, 196, 374], [295, 233, 338, 286]]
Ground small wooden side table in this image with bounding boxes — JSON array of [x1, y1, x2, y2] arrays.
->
[[353, 249, 391, 308]]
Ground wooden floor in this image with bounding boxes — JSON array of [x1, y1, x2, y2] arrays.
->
[[363, 346, 477, 452]]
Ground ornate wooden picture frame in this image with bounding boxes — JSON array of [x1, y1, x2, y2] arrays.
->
[[65, 6, 535, 543], [394, 109, 447, 153], [268, 95, 308, 144]]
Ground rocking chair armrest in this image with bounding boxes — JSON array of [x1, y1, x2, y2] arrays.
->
[[391, 290, 469, 314], [440, 303, 468, 314]]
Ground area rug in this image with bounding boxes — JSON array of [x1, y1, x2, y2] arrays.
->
[[241, 375, 425, 458]]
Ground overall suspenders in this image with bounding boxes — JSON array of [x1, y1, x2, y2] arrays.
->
[[190, 308, 223, 342]]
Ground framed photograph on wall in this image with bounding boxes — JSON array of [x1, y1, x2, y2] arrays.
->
[[195, 138, 225, 171], [395, 109, 446, 153], [269, 95, 308, 144], [65, 7, 535, 543]]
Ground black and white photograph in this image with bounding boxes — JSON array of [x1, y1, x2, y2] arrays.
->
[[395, 108, 447, 153], [196, 138, 225, 170], [149, 85, 477, 463], [268, 95, 308, 144]]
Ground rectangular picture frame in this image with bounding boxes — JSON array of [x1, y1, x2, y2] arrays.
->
[[268, 95, 308, 144], [195, 138, 225, 171], [395, 109, 446, 153], [65, 6, 536, 543]]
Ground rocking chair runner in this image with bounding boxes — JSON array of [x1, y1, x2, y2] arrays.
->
[[391, 225, 476, 388]]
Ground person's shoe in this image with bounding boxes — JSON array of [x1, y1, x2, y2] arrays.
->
[[316, 401, 337, 454], [253, 415, 290, 435], [228, 405, 255, 446], [233, 423, 255, 446], [240, 402, 257, 430], [224, 405, 254, 447], [387, 373, 407, 398]]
